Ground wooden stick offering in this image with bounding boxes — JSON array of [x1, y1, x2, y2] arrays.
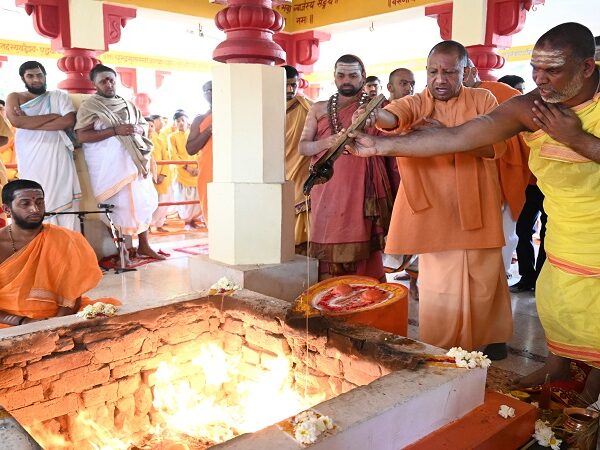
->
[[303, 93, 386, 195]]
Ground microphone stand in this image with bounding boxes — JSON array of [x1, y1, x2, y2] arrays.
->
[[44, 205, 136, 274]]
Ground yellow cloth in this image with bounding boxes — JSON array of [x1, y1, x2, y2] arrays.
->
[[521, 90, 600, 365], [285, 96, 312, 246], [0, 224, 102, 326], [169, 130, 196, 187], [0, 121, 17, 181], [522, 92, 600, 273], [151, 133, 172, 195]]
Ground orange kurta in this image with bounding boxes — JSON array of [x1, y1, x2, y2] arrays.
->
[[0, 224, 102, 327], [480, 81, 531, 219], [383, 86, 512, 350], [384, 87, 505, 255], [196, 114, 213, 223], [285, 96, 312, 247]]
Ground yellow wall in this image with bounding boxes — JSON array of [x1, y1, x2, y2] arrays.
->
[[108, 0, 442, 32]]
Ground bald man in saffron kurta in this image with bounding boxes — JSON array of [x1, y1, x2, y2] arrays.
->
[[372, 42, 512, 352]]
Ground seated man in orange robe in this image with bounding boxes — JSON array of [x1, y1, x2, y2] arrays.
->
[[0, 179, 102, 327]]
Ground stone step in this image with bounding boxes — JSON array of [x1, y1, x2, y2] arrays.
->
[[405, 391, 536, 450]]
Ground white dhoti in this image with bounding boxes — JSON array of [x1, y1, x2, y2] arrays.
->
[[151, 192, 173, 228], [501, 203, 518, 274], [15, 91, 80, 231], [174, 183, 202, 222], [82, 126, 157, 236]]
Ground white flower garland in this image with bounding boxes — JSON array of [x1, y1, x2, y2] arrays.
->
[[446, 347, 491, 369], [498, 405, 515, 419], [533, 420, 562, 450], [76, 302, 119, 319], [210, 277, 241, 294], [292, 410, 334, 445]]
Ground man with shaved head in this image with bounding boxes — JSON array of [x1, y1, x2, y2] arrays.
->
[[387, 68, 415, 101], [349, 23, 600, 399], [299, 54, 393, 281], [353, 40, 513, 358]]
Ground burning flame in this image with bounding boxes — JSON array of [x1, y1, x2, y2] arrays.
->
[[27, 341, 319, 449]]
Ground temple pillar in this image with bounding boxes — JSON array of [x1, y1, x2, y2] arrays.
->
[[17, 0, 136, 93], [425, 0, 544, 80], [274, 30, 330, 97], [209, 0, 294, 265]]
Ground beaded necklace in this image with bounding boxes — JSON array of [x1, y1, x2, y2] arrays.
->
[[327, 92, 370, 134], [7, 225, 17, 253]]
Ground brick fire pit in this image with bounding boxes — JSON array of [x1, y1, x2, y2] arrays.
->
[[0, 290, 485, 449]]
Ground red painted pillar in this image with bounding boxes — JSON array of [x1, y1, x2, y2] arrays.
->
[[0, 56, 7, 69], [213, 0, 286, 65], [17, 0, 135, 93], [425, 0, 544, 80], [274, 30, 330, 97]]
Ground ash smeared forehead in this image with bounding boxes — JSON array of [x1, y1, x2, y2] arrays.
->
[[335, 62, 363, 73], [531, 48, 567, 66]]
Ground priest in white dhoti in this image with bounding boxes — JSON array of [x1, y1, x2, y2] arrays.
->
[[75, 64, 164, 261], [6, 61, 81, 231]]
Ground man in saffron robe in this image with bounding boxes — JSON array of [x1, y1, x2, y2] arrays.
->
[[349, 41, 512, 358], [0, 101, 17, 182], [299, 54, 393, 280], [148, 115, 173, 232], [348, 23, 600, 400], [0, 180, 102, 327], [170, 111, 202, 230], [281, 66, 313, 255], [463, 59, 532, 279], [6, 61, 81, 231], [76, 64, 164, 262], [187, 81, 213, 226]]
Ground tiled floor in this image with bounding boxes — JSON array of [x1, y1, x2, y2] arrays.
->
[[88, 231, 547, 378]]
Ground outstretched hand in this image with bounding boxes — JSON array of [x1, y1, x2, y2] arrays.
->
[[345, 131, 380, 157], [531, 100, 583, 146]]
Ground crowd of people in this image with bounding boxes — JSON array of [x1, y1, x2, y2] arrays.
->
[[0, 19, 598, 403]]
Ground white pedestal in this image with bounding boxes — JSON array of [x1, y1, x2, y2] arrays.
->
[[209, 63, 294, 265]]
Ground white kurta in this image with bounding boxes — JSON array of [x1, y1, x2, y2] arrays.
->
[[82, 121, 157, 236], [14, 90, 80, 230]]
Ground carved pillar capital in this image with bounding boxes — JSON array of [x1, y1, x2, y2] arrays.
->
[[213, 0, 287, 65]]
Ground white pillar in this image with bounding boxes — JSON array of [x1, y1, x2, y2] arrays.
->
[[208, 63, 295, 265], [451, 0, 487, 46]]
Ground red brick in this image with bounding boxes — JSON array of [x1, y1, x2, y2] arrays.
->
[[314, 353, 343, 377], [12, 393, 79, 425], [117, 375, 141, 397], [86, 328, 153, 364], [55, 337, 75, 353], [134, 385, 153, 416], [341, 380, 358, 393], [328, 376, 343, 396], [241, 346, 260, 365], [0, 367, 24, 389], [0, 385, 44, 410], [155, 321, 210, 345], [343, 364, 379, 386], [27, 350, 93, 381], [223, 334, 243, 354], [245, 328, 290, 356], [110, 353, 166, 379], [48, 366, 110, 398], [0, 332, 58, 363], [81, 383, 119, 408], [221, 318, 245, 335]]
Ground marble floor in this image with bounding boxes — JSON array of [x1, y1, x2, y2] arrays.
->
[[87, 230, 546, 378]]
